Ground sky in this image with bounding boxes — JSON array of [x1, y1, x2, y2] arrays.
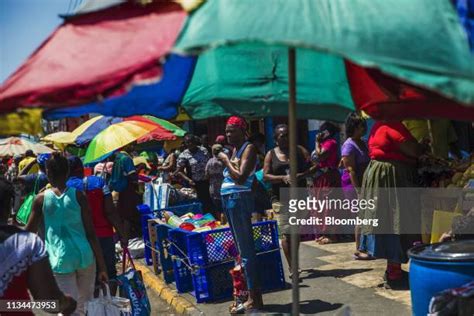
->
[[0, 0, 74, 83]]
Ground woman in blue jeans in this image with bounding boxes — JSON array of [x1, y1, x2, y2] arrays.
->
[[217, 116, 262, 313]]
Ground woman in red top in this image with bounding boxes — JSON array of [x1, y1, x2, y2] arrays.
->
[[359, 121, 428, 289]]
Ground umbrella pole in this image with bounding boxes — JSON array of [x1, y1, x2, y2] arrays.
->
[[426, 119, 435, 154], [288, 47, 300, 316]]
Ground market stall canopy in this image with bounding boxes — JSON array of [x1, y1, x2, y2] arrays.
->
[[0, 137, 53, 157], [43, 54, 196, 120], [0, 0, 187, 115], [0, 109, 43, 136], [174, 0, 474, 117], [63, 0, 125, 16]]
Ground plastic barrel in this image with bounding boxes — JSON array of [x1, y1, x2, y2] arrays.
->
[[408, 240, 474, 316]]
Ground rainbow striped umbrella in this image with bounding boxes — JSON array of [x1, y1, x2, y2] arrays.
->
[[42, 115, 184, 146], [84, 120, 175, 163]]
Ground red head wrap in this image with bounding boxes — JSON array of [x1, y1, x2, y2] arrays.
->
[[226, 116, 247, 130]]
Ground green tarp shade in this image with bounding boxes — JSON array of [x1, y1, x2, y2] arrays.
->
[[175, 0, 474, 106], [182, 44, 355, 121]]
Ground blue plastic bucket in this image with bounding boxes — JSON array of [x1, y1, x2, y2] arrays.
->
[[408, 240, 474, 316]]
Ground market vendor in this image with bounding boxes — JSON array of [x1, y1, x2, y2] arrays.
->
[[176, 134, 212, 212], [359, 120, 429, 289], [403, 119, 461, 159]]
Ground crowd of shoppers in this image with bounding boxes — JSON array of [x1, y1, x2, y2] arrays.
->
[[0, 112, 469, 314]]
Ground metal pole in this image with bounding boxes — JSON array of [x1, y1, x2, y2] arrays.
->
[[426, 119, 435, 154], [288, 47, 300, 316]]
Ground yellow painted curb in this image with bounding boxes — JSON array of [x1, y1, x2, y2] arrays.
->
[[136, 261, 200, 315]]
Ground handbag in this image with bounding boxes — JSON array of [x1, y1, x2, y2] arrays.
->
[[117, 248, 151, 316], [16, 175, 39, 225], [85, 283, 131, 316]]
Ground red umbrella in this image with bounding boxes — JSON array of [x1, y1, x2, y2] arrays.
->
[[0, 1, 187, 113], [346, 61, 474, 121]]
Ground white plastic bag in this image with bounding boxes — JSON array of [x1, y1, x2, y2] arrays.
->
[[86, 284, 132, 316], [127, 237, 145, 259]]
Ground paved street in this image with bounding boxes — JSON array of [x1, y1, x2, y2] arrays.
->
[[167, 241, 413, 315]]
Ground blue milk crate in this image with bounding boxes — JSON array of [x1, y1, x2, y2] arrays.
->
[[154, 223, 175, 284], [168, 221, 285, 303], [168, 228, 194, 293], [137, 204, 155, 266], [186, 221, 280, 266], [138, 202, 202, 265], [191, 250, 285, 303]]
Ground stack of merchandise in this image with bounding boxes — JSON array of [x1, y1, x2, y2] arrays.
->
[[162, 212, 224, 232]]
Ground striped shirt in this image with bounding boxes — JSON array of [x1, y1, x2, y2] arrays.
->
[[221, 142, 255, 195]]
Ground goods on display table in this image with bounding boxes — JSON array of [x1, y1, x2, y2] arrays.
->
[[417, 155, 474, 188], [418, 154, 474, 244]]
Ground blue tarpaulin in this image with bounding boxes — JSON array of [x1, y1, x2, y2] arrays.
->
[[44, 54, 196, 120]]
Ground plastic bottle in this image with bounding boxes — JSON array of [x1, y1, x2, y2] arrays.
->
[[162, 211, 174, 221], [167, 215, 184, 227], [180, 212, 195, 221]]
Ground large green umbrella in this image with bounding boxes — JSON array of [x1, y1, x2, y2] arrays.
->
[[174, 0, 474, 314], [182, 44, 355, 121], [176, 0, 474, 105]]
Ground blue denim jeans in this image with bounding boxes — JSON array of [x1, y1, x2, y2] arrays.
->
[[221, 191, 260, 290]]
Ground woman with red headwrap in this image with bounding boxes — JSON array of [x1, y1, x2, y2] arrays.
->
[[217, 116, 263, 313]]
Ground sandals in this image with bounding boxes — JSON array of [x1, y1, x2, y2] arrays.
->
[[229, 302, 246, 314], [353, 251, 376, 261], [316, 236, 335, 245], [288, 268, 303, 282], [229, 302, 262, 314]]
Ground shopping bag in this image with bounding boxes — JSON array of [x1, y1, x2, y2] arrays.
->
[[228, 257, 249, 313], [117, 248, 151, 316], [85, 284, 131, 316], [16, 175, 39, 225], [430, 210, 462, 244]]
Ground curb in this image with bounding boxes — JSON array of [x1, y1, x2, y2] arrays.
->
[[136, 261, 203, 315]]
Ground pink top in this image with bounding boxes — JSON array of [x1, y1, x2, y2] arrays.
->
[[319, 139, 339, 168]]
